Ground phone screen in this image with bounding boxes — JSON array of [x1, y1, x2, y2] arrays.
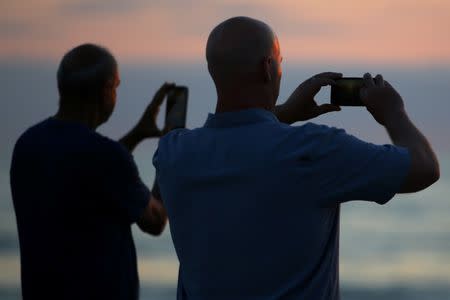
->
[[165, 86, 188, 130], [330, 78, 364, 106]]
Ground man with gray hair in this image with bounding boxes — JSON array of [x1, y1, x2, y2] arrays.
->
[[153, 17, 439, 299], [11, 44, 171, 299]]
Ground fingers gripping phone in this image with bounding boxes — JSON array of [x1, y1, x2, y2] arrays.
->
[[165, 86, 188, 130], [331, 77, 364, 106]]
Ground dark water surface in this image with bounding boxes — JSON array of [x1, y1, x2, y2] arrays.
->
[[1, 62, 449, 299]]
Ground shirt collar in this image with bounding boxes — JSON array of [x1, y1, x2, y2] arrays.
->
[[203, 108, 279, 128]]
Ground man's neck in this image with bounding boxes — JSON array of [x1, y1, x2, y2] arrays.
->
[[215, 101, 272, 114], [215, 92, 274, 114], [54, 107, 100, 130]]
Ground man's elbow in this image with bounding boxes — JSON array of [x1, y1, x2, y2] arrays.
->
[[412, 163, 440, 192], [423, 155, 440, 187], [427, 162, 440, 186], [149, 221, 167, 236], [427, 144, 441, 183], [137, 196, 168, 236], [138, 220, 167, 236], [144, 227, 164, 236], [400, 163, 439, 193]]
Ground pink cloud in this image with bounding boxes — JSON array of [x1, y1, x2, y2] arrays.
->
[[1, 0, 449, 64]]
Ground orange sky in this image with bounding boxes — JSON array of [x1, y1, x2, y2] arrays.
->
[[1, 0, 450, 64]]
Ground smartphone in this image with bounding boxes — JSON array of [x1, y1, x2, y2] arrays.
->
[[165, 86, 188, 130], [330, 77, 364, 106]]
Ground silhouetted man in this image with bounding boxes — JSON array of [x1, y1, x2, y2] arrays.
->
[[153, 17, 439, 299], [10, 44, 170, 299]]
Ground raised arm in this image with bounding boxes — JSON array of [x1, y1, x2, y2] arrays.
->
[[119, 83, 174, 235], [120, 82, 175, 152], [361, 73, 439, 193]]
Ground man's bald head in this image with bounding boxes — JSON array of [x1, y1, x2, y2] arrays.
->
[[206, 16, 279, 82]]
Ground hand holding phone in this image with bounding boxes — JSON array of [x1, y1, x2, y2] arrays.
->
[[133, 82, 175, 139], [360, 73, 405, 126], [277, 72, 342, 124]]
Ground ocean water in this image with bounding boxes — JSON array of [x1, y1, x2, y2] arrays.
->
[[0, 62, 449, 299]]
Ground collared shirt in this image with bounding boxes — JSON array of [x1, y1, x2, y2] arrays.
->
[[153, 108, 410, 300]]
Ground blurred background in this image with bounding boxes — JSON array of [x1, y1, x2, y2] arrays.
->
[[1, 1, 449, 299]]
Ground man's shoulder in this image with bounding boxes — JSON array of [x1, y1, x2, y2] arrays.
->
[[88, 134, 134, 168], [293, 122, 344, 135], [158, 122, 341, 138], [14, 118, 51, 145], [268, 122, 354, 161], [156, 122, 347, 150], [94, 133, 125, 153], [12, 119, 58, 159], [14, 118, 126, 159], [154, 127, 206, 166], [282, 122, 347, 144], [158, 128, 201, 147]]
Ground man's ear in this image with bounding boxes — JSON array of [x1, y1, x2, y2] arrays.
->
[[101, 86, 110, 101], [263, 56, 272, 83], [102, 79, 113, 98], [100, 79, 117, 109], [98, 82, 112, 110]]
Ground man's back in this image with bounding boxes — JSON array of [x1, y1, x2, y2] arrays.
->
[[11, 118, 148, 299], [154, 109, 409, 299]]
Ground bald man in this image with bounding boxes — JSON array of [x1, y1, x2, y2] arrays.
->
[[153, 17, 439, 299]]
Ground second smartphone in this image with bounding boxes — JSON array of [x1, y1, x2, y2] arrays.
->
[[165, 86, 188, 130]]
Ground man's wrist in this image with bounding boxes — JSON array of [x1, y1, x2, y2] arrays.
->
[[274, 104, 293, 124], [382, 108, 409, 130], [130, 125, 148, 142], [151, 178, 162, 201], [119, 126, 146, 152]]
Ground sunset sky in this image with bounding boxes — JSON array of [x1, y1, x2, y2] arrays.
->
[[1, 2, 450, 295], [1, 0, 450, 64]]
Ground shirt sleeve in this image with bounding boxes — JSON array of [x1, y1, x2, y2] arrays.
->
[[152, 148, 163, 198], [312, 126, 410, 206], [99, 140, 150, 224]]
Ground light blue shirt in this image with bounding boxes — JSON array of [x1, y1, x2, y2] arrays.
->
[[153, 108, 410, 300]]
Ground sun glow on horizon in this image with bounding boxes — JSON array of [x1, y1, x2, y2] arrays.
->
[[1, 0, 450, 65]]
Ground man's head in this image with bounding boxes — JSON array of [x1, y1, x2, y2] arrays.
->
[[206, 17, 282, 111], [57, 43, 120, 126]]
